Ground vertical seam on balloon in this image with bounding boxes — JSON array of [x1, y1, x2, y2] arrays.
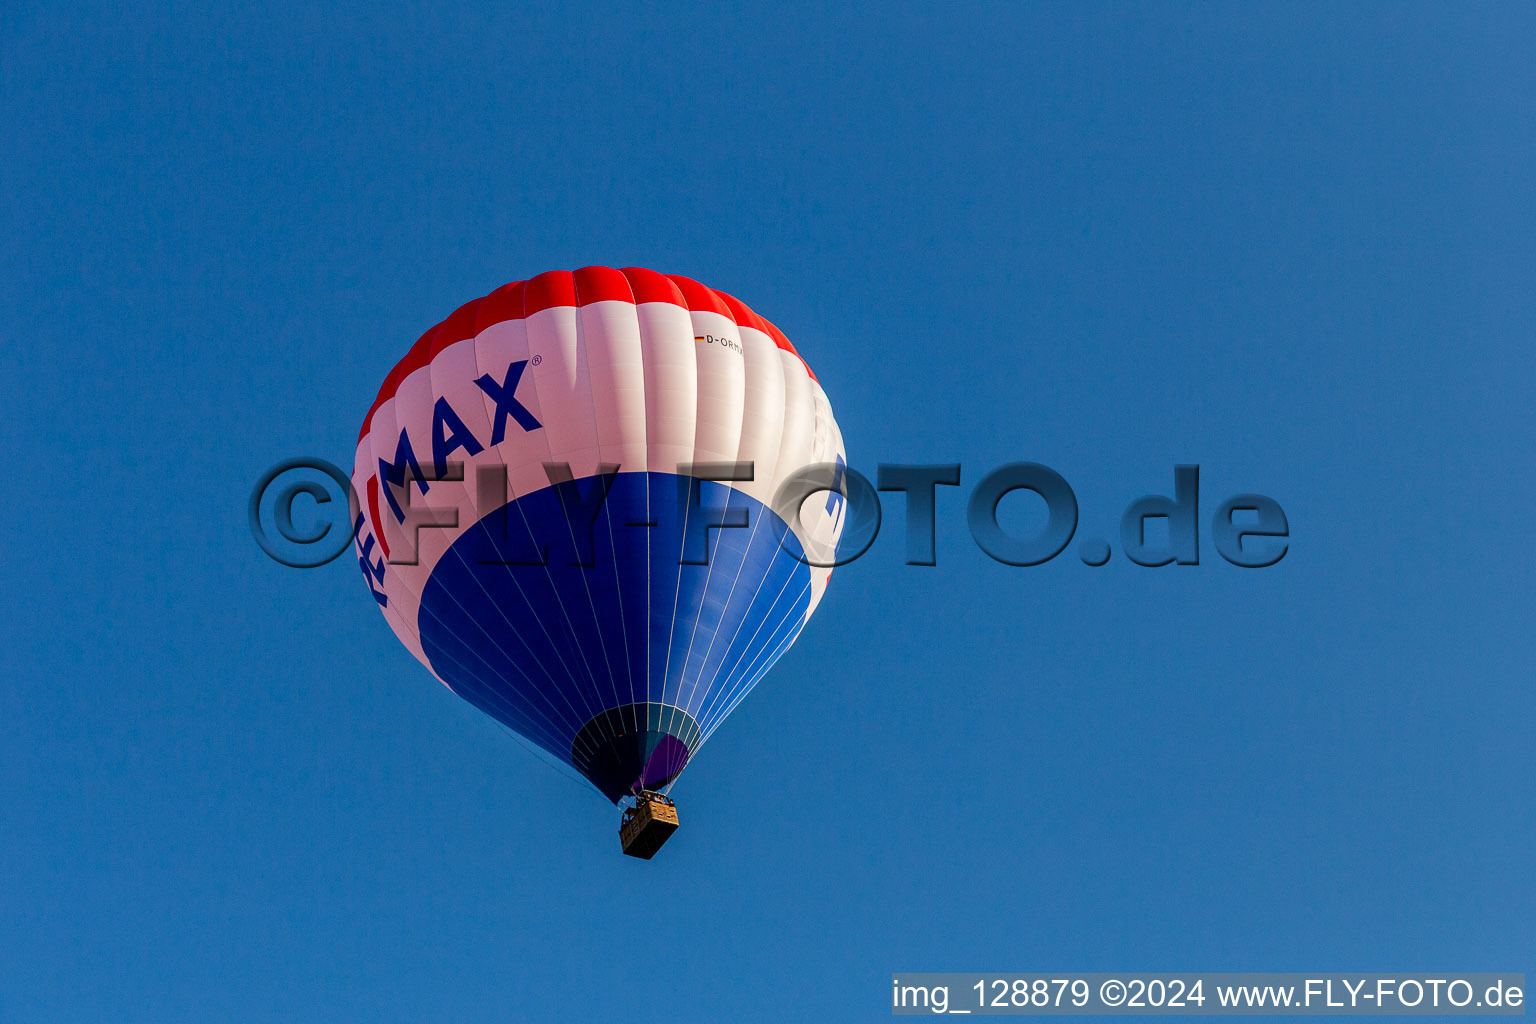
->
[[695, 601, 810, 754], [599, 483, 639, 731], [454, 308, 604, 739], [652, 307, 695, 715], [689, 546, 806, 738], [628, 277, 701, 736], [424, 543, 595, 748], [659, 486, 690, 711], [471, 305, 600, 745], [680, 503, 770, 720], [410, 566, 593, 759], [699, 626, 806, 759], [674, 576, 813, 795], [673, 287, 747, 714], [364, 444, 596, 755], [451, 305, 607, 756], [677, 317, 787, 716], [661, 280, 743, 715], [411, 611, 585, 761], [423, 300, 568, 709], [603, 296, 647, 732], [698, 559, 810, 733], [675, 503, 732, 713], [504, 467, 605, 728], [626, 298, 654, 722], [562, 288, 624, 727], [697, 577, 812, 746], [572, 276, 639, 733], [438, 531, 594, 742], [518, 287, 608, 728], [687, 340, 809, 734]]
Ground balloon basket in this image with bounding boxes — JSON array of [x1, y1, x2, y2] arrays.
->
[[619, 791, 679, 859]]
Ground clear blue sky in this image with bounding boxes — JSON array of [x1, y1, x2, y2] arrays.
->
[[4, 3, 1532, 1021]]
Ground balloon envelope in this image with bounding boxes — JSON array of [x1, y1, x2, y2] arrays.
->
[[352, 268, 846, 801]]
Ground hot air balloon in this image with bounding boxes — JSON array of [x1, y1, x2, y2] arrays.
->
[[351, 268, 846, 857]]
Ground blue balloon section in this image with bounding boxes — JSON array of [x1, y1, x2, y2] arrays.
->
[[418, 472, 812, 802]]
